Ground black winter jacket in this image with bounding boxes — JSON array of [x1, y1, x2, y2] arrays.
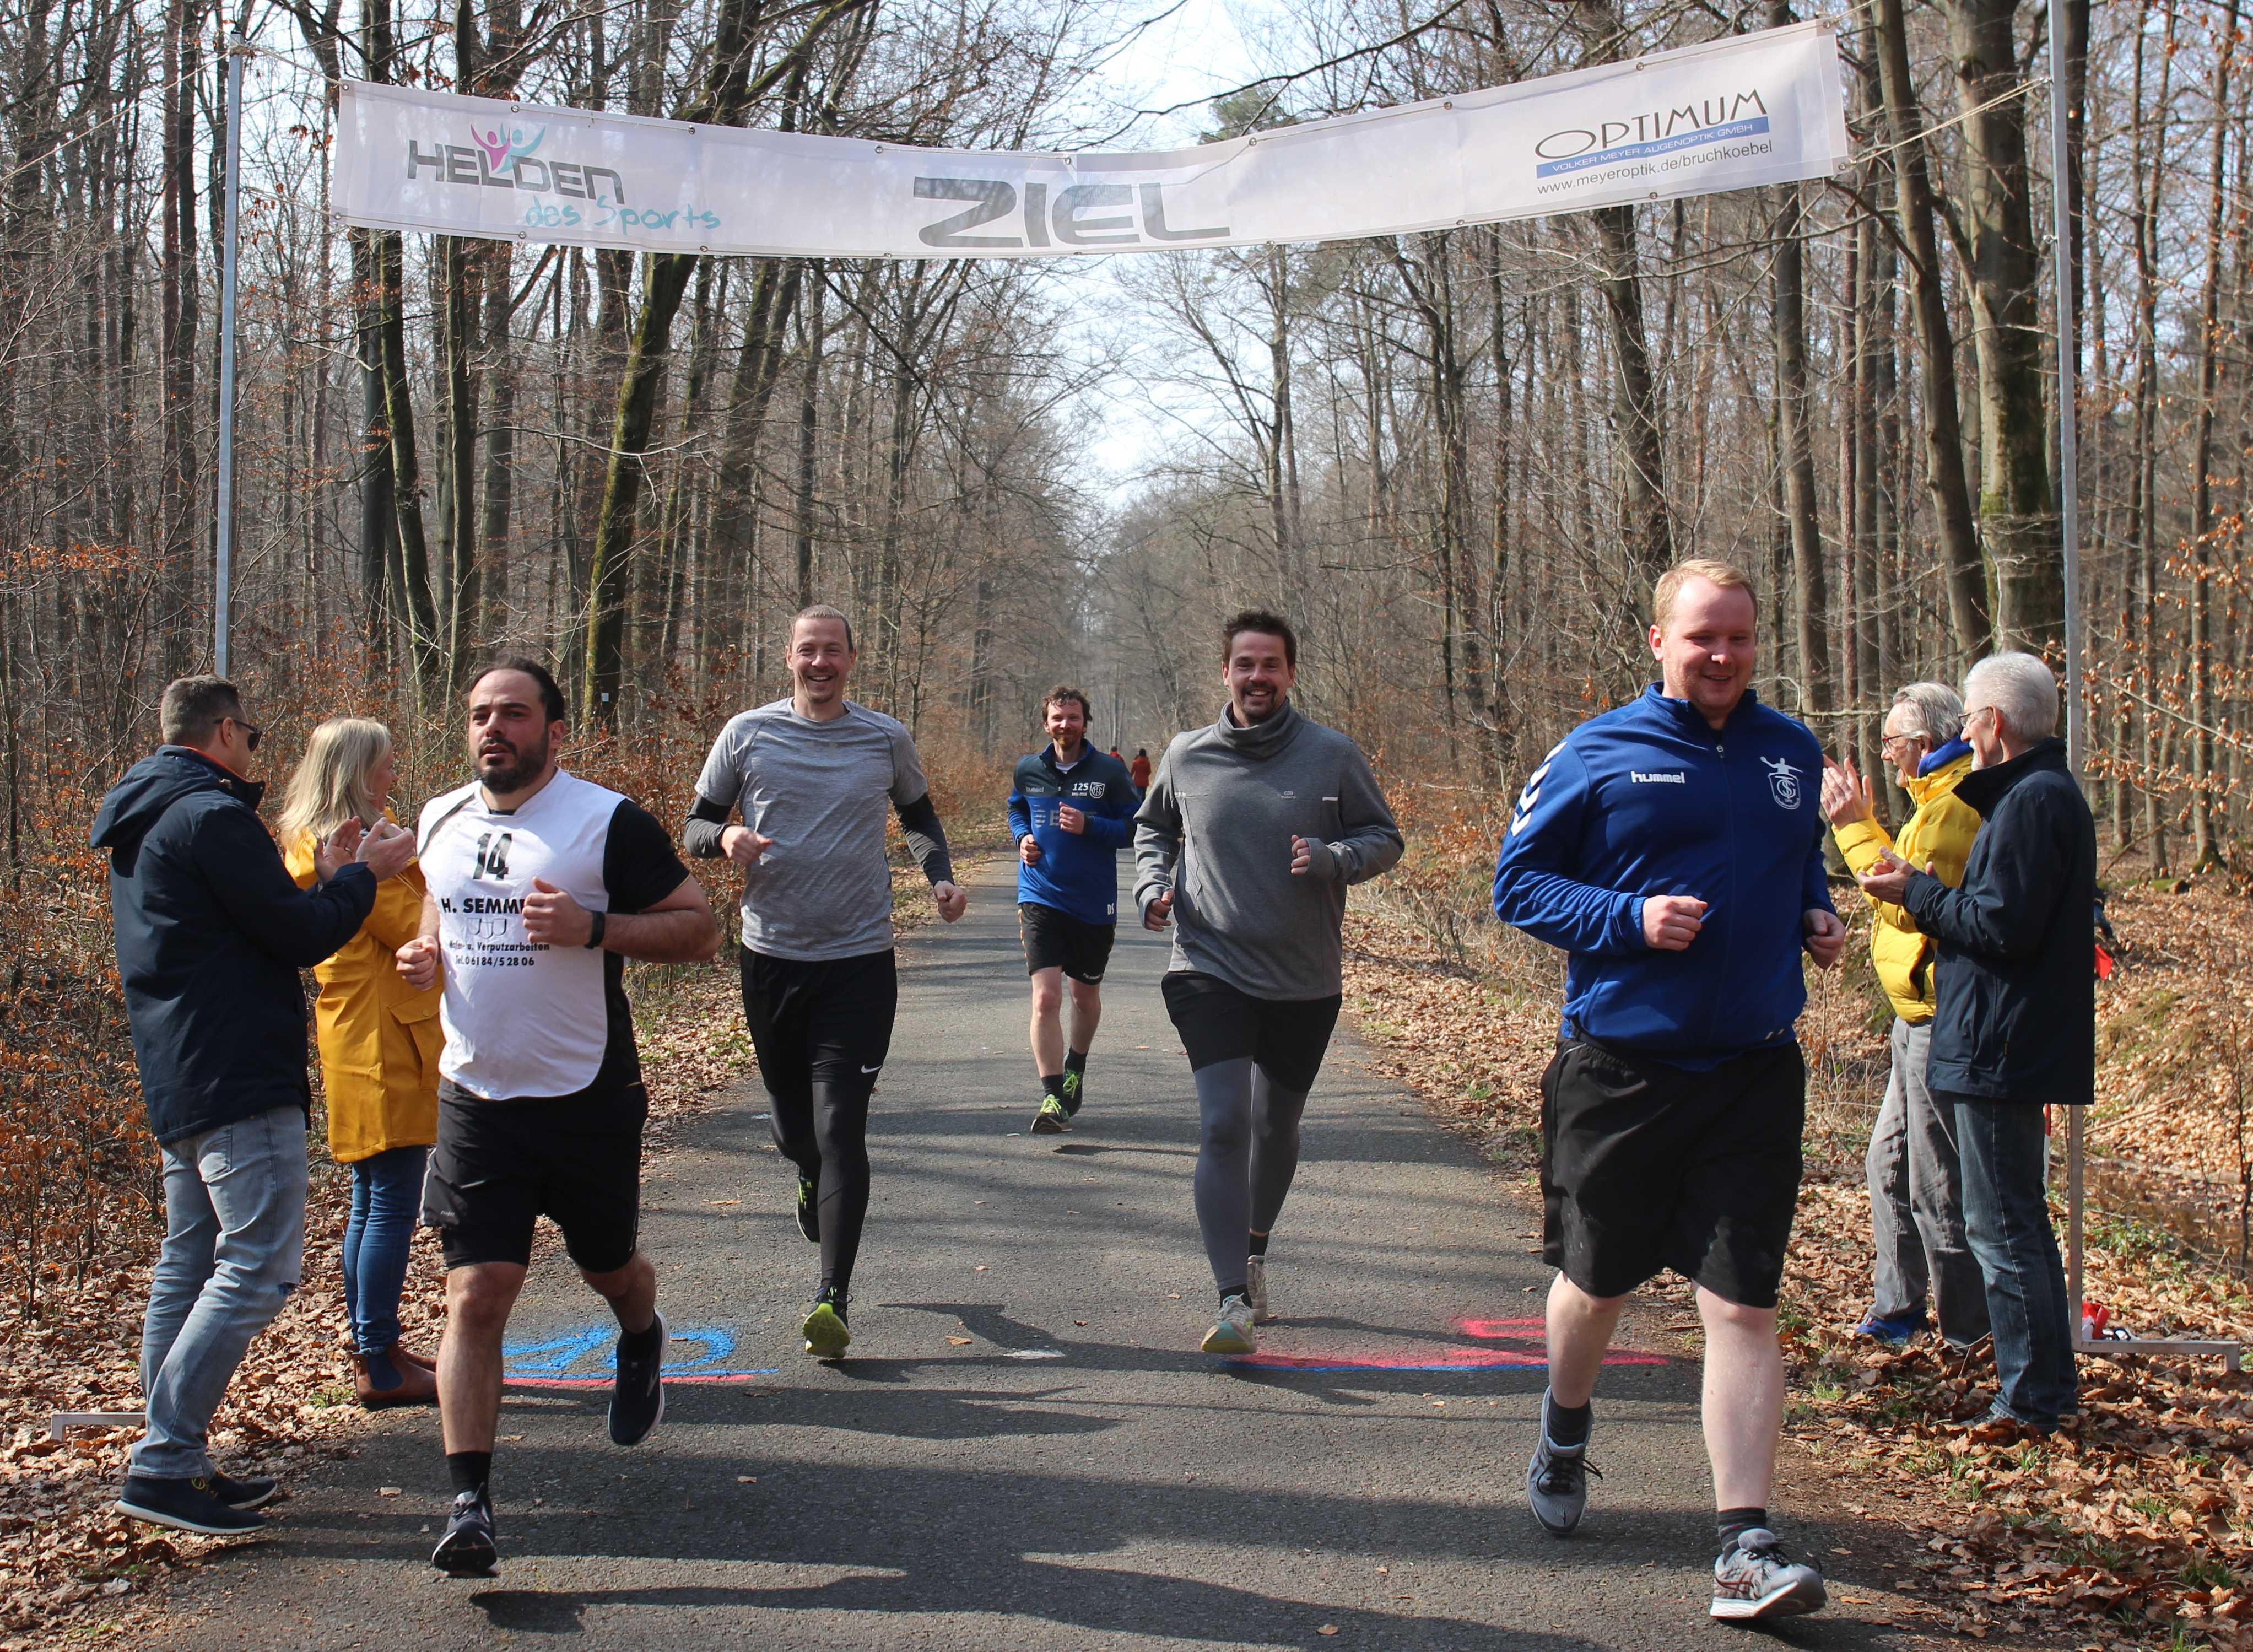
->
[[90, 747, 376, 1146], [1901, 739, 2096, 1103]]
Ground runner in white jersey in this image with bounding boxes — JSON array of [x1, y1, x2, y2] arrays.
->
[[395, 659, 718, 1580], [687, 605, 967, 1361]]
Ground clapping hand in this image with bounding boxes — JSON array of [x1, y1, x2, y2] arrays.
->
[[1820, 755, 1876, 827], [361, 818, 415, 881], [313, 817, 365, 883], [1856, 847, 1927, 905]]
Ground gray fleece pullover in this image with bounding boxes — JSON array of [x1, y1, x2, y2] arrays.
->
[[1132, 699, 1404, 1000]]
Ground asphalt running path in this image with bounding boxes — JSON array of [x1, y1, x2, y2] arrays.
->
[[145, 855, 1925, 1651]]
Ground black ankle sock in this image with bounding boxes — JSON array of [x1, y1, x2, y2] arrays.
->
[[816, 1283, 849, 1319], [616, 1319, 661, 1360], [447, 1451, 491, 1498], [1041, 1072, 1065, 1099], [1718, 1508, 1768, 1547], [1065, 1048, 1087, 1076], [1543, 1390, 1592, 1448], [1248, 1230, 1270, 1258], [1218, 1283, 1247, 1305]]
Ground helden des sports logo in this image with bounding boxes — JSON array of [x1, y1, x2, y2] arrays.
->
[[403, 125, 724, 236]]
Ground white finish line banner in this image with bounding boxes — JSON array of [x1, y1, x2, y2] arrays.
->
[[333, 20, 1848, 259]]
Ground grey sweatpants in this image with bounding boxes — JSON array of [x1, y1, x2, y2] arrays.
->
[[1192, 1057, 1309, 1297], [1867, 1016, 1989, 1344]]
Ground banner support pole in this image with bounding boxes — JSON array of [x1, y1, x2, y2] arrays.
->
[[214, 21, 252, 676]]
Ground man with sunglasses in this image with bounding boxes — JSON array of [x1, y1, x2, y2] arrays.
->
[[95, 676, 415, 1537]]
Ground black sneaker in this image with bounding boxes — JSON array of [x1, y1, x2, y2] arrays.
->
[[208, 1471, 280, 1510], [431, 1488, 499, 1578], [609, 1313, 667, 1447], [1060, 1068, 1084, 1116], [796, 1175, 820, 1243], [116, 1473, 266, 1536]]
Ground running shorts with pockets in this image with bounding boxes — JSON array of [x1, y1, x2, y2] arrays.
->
[[423, 1079, 647, 1272], [739, 946, 898, 1100], [1018, 901, 1116, 984], [1539, 1035, 1805, 1309], [1160, 970, 1341, 1094]]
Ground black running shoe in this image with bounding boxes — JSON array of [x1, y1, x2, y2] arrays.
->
[[609, 1312, 667, 1447], [208, 1471, 280, 1510], [431, 1488, 499, 1578], [115, 1473, 266, 1536], [796, 1175, 819, 1243]]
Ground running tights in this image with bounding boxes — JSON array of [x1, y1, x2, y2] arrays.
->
[[771, 1080, 873, 1295], [1191, 1056, 1311, 1295]]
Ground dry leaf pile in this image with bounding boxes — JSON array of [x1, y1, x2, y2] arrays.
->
[[1342, 886, 2253, 1652]]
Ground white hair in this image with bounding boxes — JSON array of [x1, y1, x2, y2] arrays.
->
[[1889, 681, 1964, 746], [1963, 652, 2059, 742]]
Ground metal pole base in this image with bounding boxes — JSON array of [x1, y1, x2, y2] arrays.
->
[[2077, 1337, 2243, 1373]]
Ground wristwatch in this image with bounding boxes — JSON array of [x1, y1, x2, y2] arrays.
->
[[583, 909, 607, 950]]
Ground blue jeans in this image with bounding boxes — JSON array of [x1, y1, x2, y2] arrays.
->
[[342, 1145, 428, 1354], [133, 1106, 308, 1480], [1949, 1095, 2077, 1426]]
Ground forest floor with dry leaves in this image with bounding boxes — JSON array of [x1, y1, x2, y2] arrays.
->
[[1341, 879, 2253, 1652]]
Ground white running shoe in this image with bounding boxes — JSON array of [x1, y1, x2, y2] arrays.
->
[[1200, 1293, 1257, 1356], [1245, 1256, 1276, 1324]]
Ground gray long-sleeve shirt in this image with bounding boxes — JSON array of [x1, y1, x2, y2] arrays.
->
[[1132, 699, 1403, 1000]]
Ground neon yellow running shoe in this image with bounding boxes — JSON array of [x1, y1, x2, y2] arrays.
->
[[802, 1291, 850, 1360]]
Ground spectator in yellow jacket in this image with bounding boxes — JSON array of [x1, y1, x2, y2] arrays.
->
[[282, 718, 440, 1409], [1823, 682, 1987, 1348]]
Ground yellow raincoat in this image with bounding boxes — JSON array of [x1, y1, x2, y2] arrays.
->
[[1831, 751, 1982, 1022], [285, 819, 442, 1162]]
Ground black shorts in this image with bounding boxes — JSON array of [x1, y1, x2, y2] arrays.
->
[[1160, 971, 1342, 1094], [1019, 901, 1116, 984], [1539, 1036, 1805, 1309], [739, 946, 898, 1102], [423, 1079, 647, 1273]]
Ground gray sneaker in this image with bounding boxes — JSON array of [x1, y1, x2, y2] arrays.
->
[[1710, 1528, 1827, 1621], [1525, 1432, 1597, 1537], [1200, 1293, 1257, 1356], [1245, 1256, 1277, 1324]]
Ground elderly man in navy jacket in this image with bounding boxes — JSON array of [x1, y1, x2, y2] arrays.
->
[[92, 676, 412, 1537], [1493, 559, 1844, 1623], [1860, 652, 2092, 1438]]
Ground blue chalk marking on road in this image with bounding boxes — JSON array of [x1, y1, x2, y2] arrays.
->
[[501, 1323, 779, 1385]]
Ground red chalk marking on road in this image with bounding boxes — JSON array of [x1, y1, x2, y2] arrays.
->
[[1219, 1314, 1667, 1372]]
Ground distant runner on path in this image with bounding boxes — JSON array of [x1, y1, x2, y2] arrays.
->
[[1492, 558, 1844, 1623], [686, 604, 967, 1362], [1007, 685, 1138, 1133], [397, 658, 720, 1580], [1133, 610, 1402, 1357]]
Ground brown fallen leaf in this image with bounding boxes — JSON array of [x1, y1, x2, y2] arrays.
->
[[946, 1336, 974, 1346]]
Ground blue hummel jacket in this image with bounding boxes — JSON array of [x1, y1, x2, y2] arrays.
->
[[1492, 685, 1834, 1068], [1007, 744, 1138, 925]]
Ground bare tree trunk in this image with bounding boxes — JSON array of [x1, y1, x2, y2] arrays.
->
[[2187, 0, 2238, 868], [1873, 0, 1991, 662]]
